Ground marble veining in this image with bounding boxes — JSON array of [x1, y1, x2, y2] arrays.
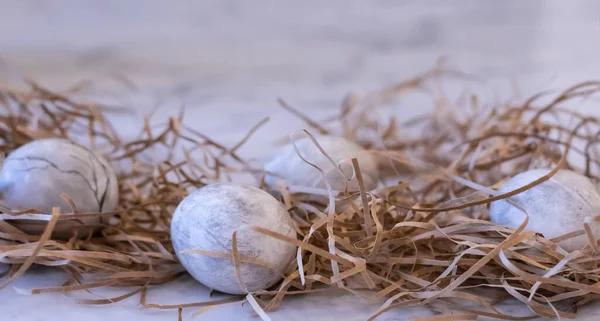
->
[[0, 138, 118, 214], [171, 183, 297, 294]]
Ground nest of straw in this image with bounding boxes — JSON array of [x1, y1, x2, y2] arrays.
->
[[2, 68, 600, 320]]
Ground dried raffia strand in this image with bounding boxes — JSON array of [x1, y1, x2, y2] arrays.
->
[[0, 83, 252, 306], [3, 70, 600, 320], [0, 207, 60, 289]]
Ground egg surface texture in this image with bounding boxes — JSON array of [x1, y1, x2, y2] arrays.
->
[[0, 138, 119, 215], [171, 183, 297, 294], [490, 169, 600, 251], [264, 135, 378, 192]]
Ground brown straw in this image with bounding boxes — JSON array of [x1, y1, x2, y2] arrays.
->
[[2, 68, 600, 320]]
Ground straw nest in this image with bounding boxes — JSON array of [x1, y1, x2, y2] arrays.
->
[[2, 67, 600, 321]]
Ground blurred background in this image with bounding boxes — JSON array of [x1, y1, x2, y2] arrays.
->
[[2, 1, 600, 88], [2, 1, 600, 149], [2, 0, 600, 171]]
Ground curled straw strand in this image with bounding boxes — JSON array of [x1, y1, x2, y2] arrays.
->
[[3, 69, 600, 320]]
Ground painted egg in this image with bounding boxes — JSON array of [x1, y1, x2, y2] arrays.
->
[[490, 169, 600, 251], [264, 135, 378, 192], [171, 183, 296, 294], [0, 138, 119, 236]]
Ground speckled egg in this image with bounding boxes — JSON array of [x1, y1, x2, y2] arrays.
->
[[171, 183, 297, 294], [0, 138, 119, 236]]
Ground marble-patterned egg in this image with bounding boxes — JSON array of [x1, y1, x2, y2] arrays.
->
[[264, 135, 378, 192], [0, 138, 119, 236], [490, 169, 600, 251], [171, 183, 297, 294]]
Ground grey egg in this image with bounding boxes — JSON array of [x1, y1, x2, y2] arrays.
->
[[264, 135, 378, 192], [490, 169, 600, 251], [0, 138, 119, 237], [171, 183, 297, 294]]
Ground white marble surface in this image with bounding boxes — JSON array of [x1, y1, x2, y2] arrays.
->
[[2, 1, 600, 320]]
